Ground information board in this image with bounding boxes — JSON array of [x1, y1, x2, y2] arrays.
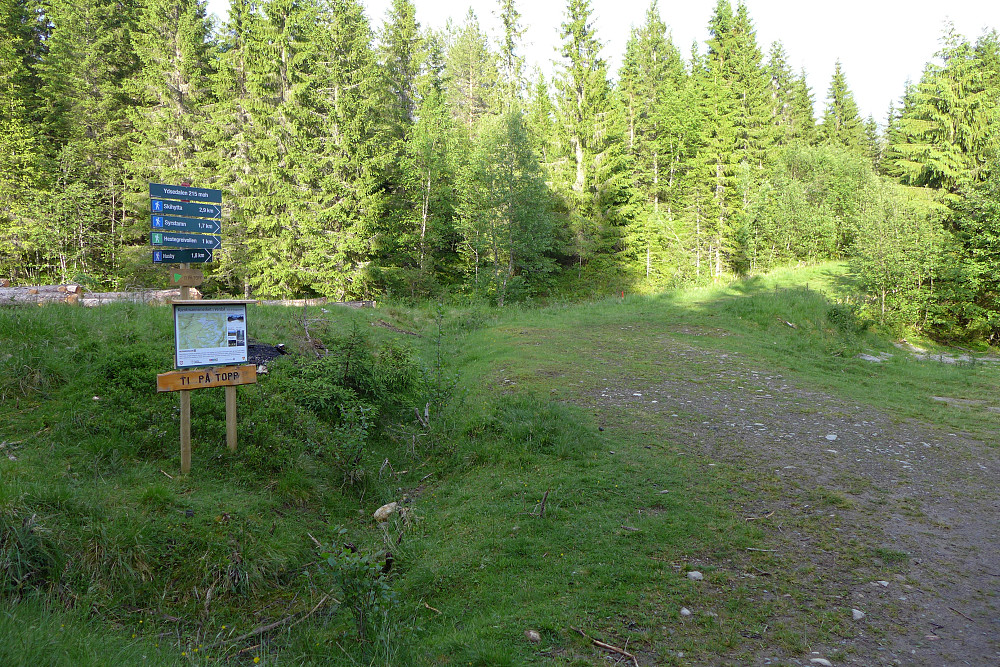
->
[[173, 303, 248, 369]]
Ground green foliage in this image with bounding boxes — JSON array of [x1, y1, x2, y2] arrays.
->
[[456, 111, 556, 304], [926, 173, 1000, 342], [271, 326, 419, 423], [321, 527, 399, 642], [826, 303, 872, 337]]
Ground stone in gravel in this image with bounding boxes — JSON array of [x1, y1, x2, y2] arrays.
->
[[825, 434, 838, 441], [687, 571, 704, 581], [852, 609, 865, 621], [809, 660, 833, 667], [877, 580, 890, 587], [680, 607, 692, 617]]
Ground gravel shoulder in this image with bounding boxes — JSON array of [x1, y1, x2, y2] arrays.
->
[[577, 334, 1000, 666]]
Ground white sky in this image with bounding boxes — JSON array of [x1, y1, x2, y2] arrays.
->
[[205, 0, 1000, 124]]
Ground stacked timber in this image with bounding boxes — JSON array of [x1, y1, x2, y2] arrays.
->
[[81, 288, 201, 306], [0, 285, 201, 306], [256, 298, 376, 308], [0, 284, 84, 305]]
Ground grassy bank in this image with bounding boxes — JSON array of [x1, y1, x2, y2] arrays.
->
[[2, 262, 997, 665]]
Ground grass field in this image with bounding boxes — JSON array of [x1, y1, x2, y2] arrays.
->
[[2, 262, 998, 665]]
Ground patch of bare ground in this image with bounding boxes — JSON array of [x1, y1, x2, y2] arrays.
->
[[582, 339, 1000, 666]]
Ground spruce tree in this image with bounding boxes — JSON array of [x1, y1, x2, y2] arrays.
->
[[553, 0, 636, 275], [0, 0, 42, 281], [444, 10, 498, 139], [497, 0, 526, 107], [819, 60, 865, 152], [887, 27, 997, 190], [380, 0, 420, 142], [618, 1, 689, 282], [766, 42, 815, 143], [397, 28, 460, 292], [37, 0, 142, 284]]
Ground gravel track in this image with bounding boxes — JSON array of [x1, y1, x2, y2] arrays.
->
[[585, 337, 999, 666]]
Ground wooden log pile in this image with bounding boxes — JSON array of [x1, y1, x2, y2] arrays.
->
[[0, 284, 84, 305], [81, 288, 201, 306], [0, 285, 201, 306], [256, 298, 376, 308]]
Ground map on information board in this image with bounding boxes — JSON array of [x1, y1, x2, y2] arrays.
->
[[173, 304, 248, 369]]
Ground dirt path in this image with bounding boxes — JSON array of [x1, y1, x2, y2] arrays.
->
[[585, 338, 1000, 666]]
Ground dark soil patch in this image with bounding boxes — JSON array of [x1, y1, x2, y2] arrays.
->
[[247, 342, 288, 366]]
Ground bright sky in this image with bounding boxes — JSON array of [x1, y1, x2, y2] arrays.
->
[[205, 0, 1000, 124]]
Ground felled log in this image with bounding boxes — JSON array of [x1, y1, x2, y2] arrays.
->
[[81, 288, 201, 306], [255, 298, 376, 308], [0, 284, 84, 305], [257, 297, 329, 306]]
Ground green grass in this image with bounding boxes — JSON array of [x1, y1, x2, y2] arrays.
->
[[2, 261, 998, 664]]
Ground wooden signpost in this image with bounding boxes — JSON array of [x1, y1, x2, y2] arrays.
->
[[157, 365, 257, 471], [162, 298, 255, 474], [149, 182, 255, 475], [167, 268, 204, 288]]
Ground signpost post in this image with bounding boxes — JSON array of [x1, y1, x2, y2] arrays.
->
[[149, 182, 249, 474]]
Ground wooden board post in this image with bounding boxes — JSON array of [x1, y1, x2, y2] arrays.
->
[[225, 385, 237, 452], [157, 365, 257, 472], [179, 265, 190, 471], [180, 389, 191, 474], [156, 365, 257, 392]]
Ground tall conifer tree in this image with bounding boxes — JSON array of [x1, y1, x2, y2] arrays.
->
[[819, 60, 865, 151]]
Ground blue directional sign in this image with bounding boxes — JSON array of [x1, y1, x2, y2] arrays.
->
[[150, 199, 221, 219], [151, 231, 222, 250], [149, 183, 223, 204], [152, 249, 213, 264], [151, 215, 221, 235]]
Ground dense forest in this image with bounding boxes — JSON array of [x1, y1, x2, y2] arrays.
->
[[1, 0, 999, 340]]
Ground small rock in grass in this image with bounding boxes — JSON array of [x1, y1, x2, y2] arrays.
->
[[374, 502, 398, 523], [687, 571, 704, 581], [680, 607, 692, 617], [809, 659, 833, 667], [852, 609, 865, 621], [524, 629, 541, 643], [876, 580, 890, 587]]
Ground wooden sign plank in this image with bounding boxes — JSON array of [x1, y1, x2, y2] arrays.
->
[[157, 365, 257, 393], [168, 268, 204, 287]]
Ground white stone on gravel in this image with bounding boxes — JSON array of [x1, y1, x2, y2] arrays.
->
[[877, 580, 889, 587], [852, 609, 865, 621], [809, 659, 833, 667], [825, 434, 838, 441], [680, 607, 692, 616], [687, 571, 704, 581]]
